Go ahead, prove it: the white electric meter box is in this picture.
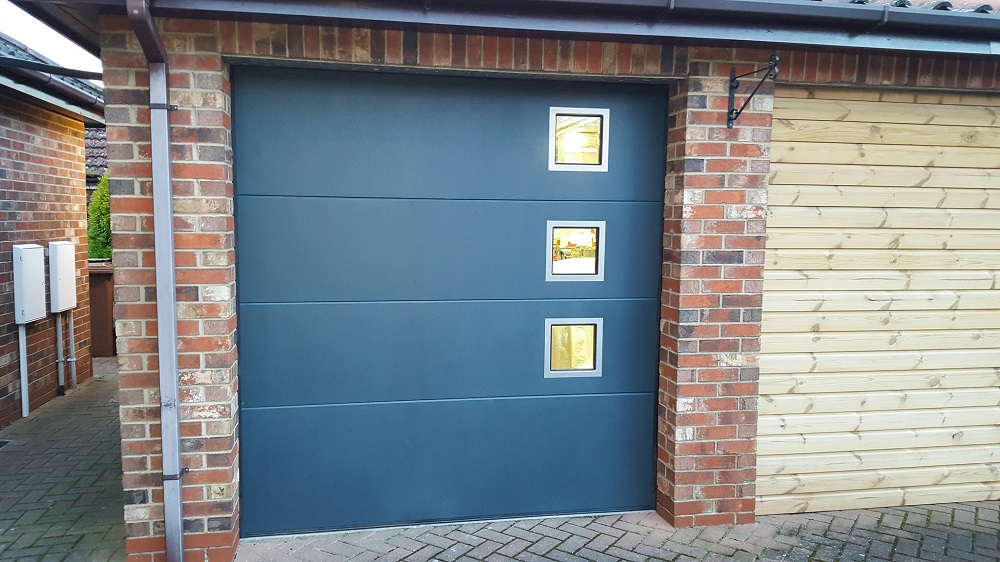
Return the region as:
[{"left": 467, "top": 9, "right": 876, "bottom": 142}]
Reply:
[
  {"left": 13, "top": 244, "right": 46, "bottom": 324},
  {"left": 49, "top": 241, "right": 77, "bottom": 312}
]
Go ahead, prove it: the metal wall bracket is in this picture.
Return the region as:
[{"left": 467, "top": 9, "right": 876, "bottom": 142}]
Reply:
[{"left": 727, "top": 54, "right": 779, "bottom": 128}]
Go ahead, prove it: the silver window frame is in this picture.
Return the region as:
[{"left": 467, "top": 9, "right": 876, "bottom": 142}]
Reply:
[
  {"left": 548, "top": 107, "right": 610, "bottom": 172},
  {"left": 544, "top": 317, "right": 604, "bottom": 378},
  {"left": 546, "top": 220, "right": 606, "bottom": 282}
]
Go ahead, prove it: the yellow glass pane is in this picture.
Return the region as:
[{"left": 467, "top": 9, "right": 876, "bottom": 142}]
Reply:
[
  {"left": 552, "top": 227, "right": 599, "bottom": 275},
  {"left": 550, "top": 324, "right": 596, "bottom": 371},
  {"left": 554, "top": 114, "right": 602, "bottom": 165}
]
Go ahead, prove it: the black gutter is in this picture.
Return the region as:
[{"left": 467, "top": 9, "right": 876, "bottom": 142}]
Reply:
[
  {"left": 0, "top": 56, "right": 103, "bottom": 80},
  {"left": 1, "top": 65, "right": 104, "bottom": 110},
  {"left": 150, "top": 0, "right": 1000, "bottom": 35},
  {"left": 145, "top": 0, "right": 999, "bottom": 55},
  {"left": 661, "top": 0, "right": 1000, "bottom": 34},
  {"left": 12, "top": 0, "right": 1000, "bottom": 57}
]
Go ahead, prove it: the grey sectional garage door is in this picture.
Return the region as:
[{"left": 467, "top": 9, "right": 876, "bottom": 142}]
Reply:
[{"left": 233, "top": 66, "right": 667, "bottom": 536}]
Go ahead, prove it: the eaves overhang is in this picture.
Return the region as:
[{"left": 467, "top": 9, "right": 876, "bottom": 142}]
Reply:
[{"left": 14, "top": 0, "right": 1000, "bottom": 58}]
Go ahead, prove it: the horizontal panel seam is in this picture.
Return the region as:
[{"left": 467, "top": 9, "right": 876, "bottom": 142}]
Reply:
[{"left": 243, "top": 391, "right": 655, "bottom": 411}]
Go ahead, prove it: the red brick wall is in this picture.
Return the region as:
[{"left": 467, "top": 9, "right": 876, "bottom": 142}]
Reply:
[
  {"left": 0, "top": 91, "right": 93, "bottom": 428},
  {"left": 100, "top": 12, "right": 1000, "bottom": 562},
  {"left": 780, "top": 50, "right": 1000, "bottom": 90}
]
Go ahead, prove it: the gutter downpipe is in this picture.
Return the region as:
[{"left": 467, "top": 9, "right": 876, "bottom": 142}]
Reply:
[{"left": 125, "top": 1, "right": 185, "bottom": 561}]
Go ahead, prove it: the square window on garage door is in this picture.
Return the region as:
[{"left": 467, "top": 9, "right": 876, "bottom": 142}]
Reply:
[
  {"left": 549, "top": 107, "right": 609, "bottom": 172},
  {"left": 546, "top": 221, "right": 606, "bottom": 282},
  {"left": 544, "top": 318, "right": 603, "bottom": 378}
]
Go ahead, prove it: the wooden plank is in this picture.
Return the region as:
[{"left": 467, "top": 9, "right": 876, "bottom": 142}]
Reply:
[
  {"left": 759, "top": 349, "right": 1000, "bottom": 375},
  {"left": 758, "top": 444, "right": 1000, "bottom": 475},
  {"left": 756, "top": 482, "right": 1000, "bottom": 515},
  {"left": 766, "top": 249, "right": 1000, "bottom": 271},
  {"left": 766, "top": 207, "right": 1000, "bottom": 229},
  {"left": 758, "top": 426, "right": 1000, "bottom": 455},
  {"left": 762, "top": 290, "right": 1000, "bottom": 312},
  {"left": 760, "top": 369, "right": 1000, "bottom": 395},
  {"left": 761, "top": 330, "right": 1000, "bottom": 354},
  {"left": 771, "top": 143, "right": 1000, "bottom": 169},
  {"left": 758, "top": 407, "right": 1000, "bottom": 436},
  {"left": 767, "top": 185, "right": 1000, "bottom": 208},
  {"left": 762, "top": 270, "right": 1000, "bottom": 291},
  {"left": 769, "top": 163, "right": 1000, "bottom": 189},
  {"left": 757, "top": 463, "right": 1000, "bottom": 495},
  {"left": 758, "top": 387, "right": 1000, "bottom": 415},
  {"left": 778, "top": 86, "right": 1000, "bottom": 107},
  {"left": 774, "top": 97, "right": 1000, "bottom": 127},
  {"left": 766, "top": 229, "right": 1000, "bottom": 250},
  {"left": 761, "top": 310, "right": 1000, "bottom": 333},
  {"left": 772, "top": 119, "right": 1000, "bottom": 149}
]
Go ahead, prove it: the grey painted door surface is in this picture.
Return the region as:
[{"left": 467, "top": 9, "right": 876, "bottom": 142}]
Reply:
[{"left": 233, "top": 66, "right": 667, "bottom": 536}]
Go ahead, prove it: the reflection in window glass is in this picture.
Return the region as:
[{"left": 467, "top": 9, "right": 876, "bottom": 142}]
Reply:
[
  {"left": 552, "top": 227, "right": 599, "bottom": 276},
  {"left": 554, "top": 114, "right": 603, "bottom": 165},
  {"left": 550, "top": 324, "right": 597, "bottom": 371}
]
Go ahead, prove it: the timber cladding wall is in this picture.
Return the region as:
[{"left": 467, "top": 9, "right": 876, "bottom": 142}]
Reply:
[
  {"left": 0, "top": 92, "right": 93, "bottom": 428},
  {"left": 758, "top": 85, "right": 1000, "bottom": 514}
]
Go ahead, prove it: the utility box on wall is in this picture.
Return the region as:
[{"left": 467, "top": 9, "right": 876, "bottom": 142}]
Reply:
[
  {"left": 49, "top": 241, "right": 77, "bottom": 312},
  {"left": 13, "top": 244, "right": 46, "bottom": 324}
]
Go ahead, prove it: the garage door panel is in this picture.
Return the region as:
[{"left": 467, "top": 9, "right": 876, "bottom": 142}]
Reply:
[
  {"left": 238, "top": 299, "right": 659, "bottom": 407},
  {"left": 232, "top": 66, "right": 667, "bottom": 202},
  {"left": 240, "top": 393, "right": 656, "bottom": 536},
  {"left": 237, "top": 197, "right": 661, "bottom": 303},
  {"left": 234, "top": 67, "right": 665, "bottom": 533}
]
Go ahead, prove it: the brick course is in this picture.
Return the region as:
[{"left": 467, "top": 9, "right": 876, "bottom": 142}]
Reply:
[
  {"left": 0, "top": 91, "right": 93, "bottom": 428},
  {"left": 101, "top": 12, "right": 1000, "bottom": 562}
]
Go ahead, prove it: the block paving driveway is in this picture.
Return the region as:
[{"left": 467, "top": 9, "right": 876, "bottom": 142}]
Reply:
[
  {"left": 0, "top": 357, "right": 125, "bottom": 561},
  {"left": 237, "top": 504, "right": 1000, "bottom": 562}
]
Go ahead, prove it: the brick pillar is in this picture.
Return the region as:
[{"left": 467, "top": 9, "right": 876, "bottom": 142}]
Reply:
[
  {"left": 657, "top": 47, "right": 773, "bottom": 527},
  {"left": 102, "top": 16, "right": 239, "bottom": 561}
]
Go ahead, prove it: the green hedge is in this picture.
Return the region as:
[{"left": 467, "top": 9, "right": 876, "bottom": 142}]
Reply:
[{"left": 88, "top": 173, "right": 112, "bottom": 259}]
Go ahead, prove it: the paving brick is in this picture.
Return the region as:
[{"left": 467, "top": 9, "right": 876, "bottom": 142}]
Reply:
[
  {"left": 236, "top": 503, "right": 1000, "bottom": 562},
  {"left": 554, "top": 535, "right": 587, "bottom": 554},
  {"left": 0, "top": 360, "right": 123, "bottom": 562},
  {"left": 402, "top": 544, "right": 442, "bottom": 562},
  {"left": 497, "top": 538, "right": 531, "bottom": 558},
  {"left": 526, "top": 537, "right": 560, "bottom": 555}
]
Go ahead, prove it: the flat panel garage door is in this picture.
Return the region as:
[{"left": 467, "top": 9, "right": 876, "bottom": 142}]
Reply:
[
  {"left": 758, "top": 86, "right": 1000, "bottom": 515},
  {"left": 232, "top": 67, "right": 667, "bottom": 536}
]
